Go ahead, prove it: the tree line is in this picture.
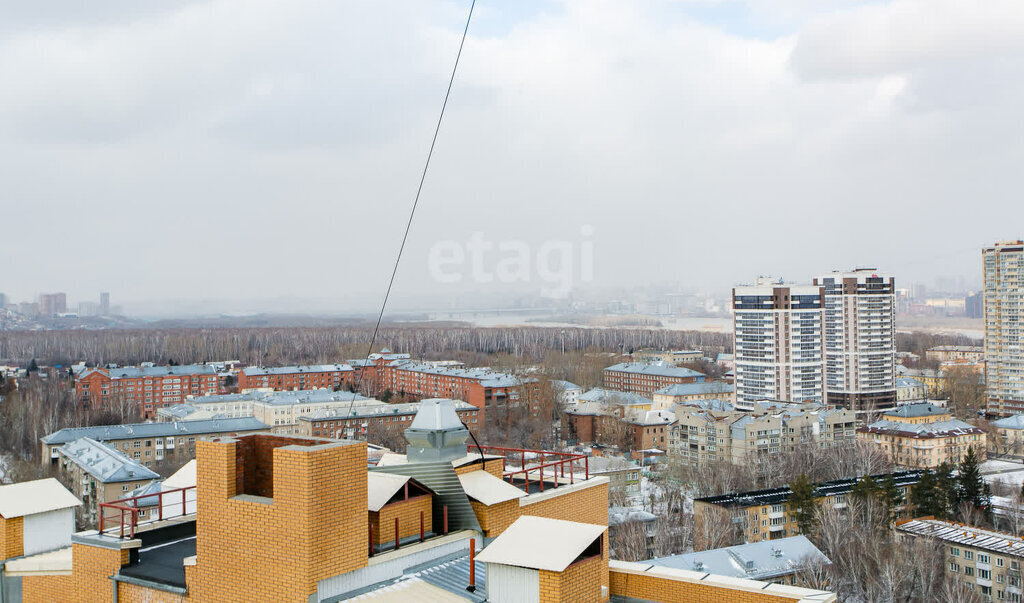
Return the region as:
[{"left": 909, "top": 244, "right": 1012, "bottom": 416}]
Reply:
[{"left": 0, "top": 325, "right": 732, "bottom": 367}]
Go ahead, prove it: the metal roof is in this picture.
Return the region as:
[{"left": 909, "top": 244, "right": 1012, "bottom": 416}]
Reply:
[
  {"left": 458, "top": 470, "right": 526, "bottom": 506},
  {"left": 0, "top": 478, "right": 81, "bottom": 518},
  {"left": 885, "top": 403, "right": 948, "bottom": 418},
  {"left": 655, "top": 382, "right": 734, "bottom": 396},
  {"left": 58, "top": 438, "right": 161, "bottom": 483},
  {"left": 42, "top": 417, "right": 269, "bottom": 445},
  {"left": 576, "top": 388, "right": 653, "bottom": 407},
  {"left": 605, "top": 362, "right": 705, "bottom": 379},
  {"left": 98, "top": 365, "right": 217, "bottom": 378},
  {"left": 896, "top": 518, "right": 1024, "bottom": 557},
  {"left": 860, "top": 418, "right": 983, "bottom": 438},
  {"left": 697, "top": 470, "right": 925, "bottom": 508},
  {"left": 367, "top": 472, "right": 414, "bottom": 512},
  {"left": 240, "top": 364, "right": 353, "bottom": 376},
  {"left": 388, "top": 360, "right": 523, "bottom": 388},
  {"left": 475, "top": 516, "right": 606, "bottom": 572},
  {"left": 647, "top": 535, "right": 828, "bottom": 581}
]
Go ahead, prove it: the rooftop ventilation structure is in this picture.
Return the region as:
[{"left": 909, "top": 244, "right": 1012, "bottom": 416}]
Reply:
[{"left": 405, "top": 399, "right": 470, "bottom": 464}]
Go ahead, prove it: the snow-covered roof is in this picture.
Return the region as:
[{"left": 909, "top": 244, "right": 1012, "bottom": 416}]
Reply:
[
  {"left": 995, "top": 415, "right": 1024, "bottom": 430},
  {"left": 476, "top": 516, "right": 606, "bottom": 572},
  {"left": 241, "top": 364, "right": 353, "bottom": 376},
  {"left": 458, "top": 471, "right": 526, "bottom": 506},
  {"left": 648, "top": 535, "right": 828, "bottom": 580},
  {"left": 0, "top": 478, "right": 80, "bottom": 518},
  {"left": 58, "top": 438, "right": 160, "bottom": 483},
  {"left": 605, "top": 362, "right": 704, "bottom": 379}
]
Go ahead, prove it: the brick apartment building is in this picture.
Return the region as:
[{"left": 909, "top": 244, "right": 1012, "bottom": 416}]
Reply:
[
  {"left": 602, "top": 362, "right": 705, "bottom": 395},
  {"left": 3, "top": 399, "right": 836, "bottom": 603},
  {"left": 379, "top": 360, "right": 533, "bottom": 420},
  {"left": 236, "top": 364, "right": 355, "bottom": 392},
  {"left": 75, "top": 365, "right": 219, "bottom": 418}
]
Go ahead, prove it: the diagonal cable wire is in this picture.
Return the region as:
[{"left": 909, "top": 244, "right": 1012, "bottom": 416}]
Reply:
[{"left": 346, "top": 0, "right": 477, "bottom": 422}]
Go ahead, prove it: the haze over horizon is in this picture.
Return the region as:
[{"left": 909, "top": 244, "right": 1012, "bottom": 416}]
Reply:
[{"left": 3, "top": 0, "right": 1022, "bottom": 316}]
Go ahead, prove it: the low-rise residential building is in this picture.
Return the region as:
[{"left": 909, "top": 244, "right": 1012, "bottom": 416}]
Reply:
[
  {"left": 603, "top": 361, "right": 705, "bottom": 395},
  {"left": 563, "top": 402, "right": 675, "bottom": 451},
  {"left": 897, "top": 366, "right": 948, "bottom": 396},
  {"left": 297, "top": 398, "right": 480, "bottom": 439},
  {"left": 896, "top": 377, "right": 927, "bottom": 402},
  {"left": 991, "top": 414, "right": 1024, "bottom": 460},
  {"left": 550, "top": 379, "right": 582, "bottom": 404},
  {"left": 41, "top": 417, "right": 270, "bottom": 467},
  {"left": 669, "top": 405, "right": 857, "bottom": 467},
  {"left": 926, "top": 345, "right": 986, "bottom": 363},
  {"left": 647, "top": 535, "right": 829, "bottom": 587},
  {"left": 895, "top": 518, "right": 1024, "bottom": 601},
  {"left": 55, "top": 438, "right": 161, "bottom": 526},
  {"left": 74, "top": 364, "right": 219, "bottom": 418},
  {"left": 236, "top": 364, "right": 355, "bottom": 392},
  {"left": 379, "top": 360, "right": 533, "bottom": 421},
  {"left": 857, "top": 402, "right": 986, "bottom": 468},
  {"left": 652, "top": 381, "right": 735, "bottom": 409},
  {"left": 694, "top": 470, "right": 923, "bottom": 547},
  {"left": 159, "top": 390, "right": 375, "bottom": 427},
  {"left": 589, "top": 457, "right": 643, "bottom": 505}
]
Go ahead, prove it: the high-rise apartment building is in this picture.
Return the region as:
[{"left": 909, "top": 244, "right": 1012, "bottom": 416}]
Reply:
[
  {"left": 814, "top": 269, "right": 897, "bottom": 412},
  {"left": 100, "top": 292, "right": 110, "bottom": 315},
  {"left": 732, "top": 277, "right": 825, "bottom": 406},
  {"left": 38, "top": 292, "right": 67, "bottom": 315},
  {"left": 984, "top": 240, "right": 1024, "bottom": 417}
]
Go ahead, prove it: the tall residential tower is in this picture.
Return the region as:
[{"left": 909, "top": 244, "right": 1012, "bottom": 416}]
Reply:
[
  {"left": 814, "top": 269, "right": 897, "bottom": 412},
  {"left": 732, "top": 277, "right": 825, "bottom": 406},
  {"left": 984, "top": 240, "right": 1024, "bottom": 417}
]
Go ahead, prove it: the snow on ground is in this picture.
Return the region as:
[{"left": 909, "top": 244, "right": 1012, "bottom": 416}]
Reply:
[
  {"left": 987, "top": 471, "right": 1024, "bottom": 487},
  {"left": 981, "top": 459, "right": 1024, "bottom": 474}
]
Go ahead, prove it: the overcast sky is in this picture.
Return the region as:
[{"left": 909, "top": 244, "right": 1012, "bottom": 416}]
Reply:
[{"left": 2, "top": 0, "right": 1022, "bottom": 315}]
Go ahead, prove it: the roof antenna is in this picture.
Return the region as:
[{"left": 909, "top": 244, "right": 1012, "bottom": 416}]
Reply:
[{"left": 345, "top": 0, "right": 477, "bottom": 425}]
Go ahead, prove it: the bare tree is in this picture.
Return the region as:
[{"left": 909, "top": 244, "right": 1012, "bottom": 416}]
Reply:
[
  {"left": 609, "top": 520, "right": 649, "bottom": 562},
  {"left": 693, "top": 504, "right": 736, "bottom": 551}
]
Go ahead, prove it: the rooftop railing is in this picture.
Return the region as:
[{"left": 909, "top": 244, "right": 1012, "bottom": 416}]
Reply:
[
  {"left": 98, "top": 485, "right": 196, "bottom": 538},
  {"left": 468, "top": 445, "right": 589, "bottom": 493}
]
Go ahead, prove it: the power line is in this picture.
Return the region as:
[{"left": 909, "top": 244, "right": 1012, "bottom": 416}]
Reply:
[{"left": 345, "top": 0, "right": 477, "bottom": 421}]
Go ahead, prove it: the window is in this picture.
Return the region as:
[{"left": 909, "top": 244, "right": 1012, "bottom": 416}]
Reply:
[
  {"left": 966, "top": 567, "right": 974, "bottom": 577},
  {"left": 965, "top": 551, "right": 974, "bottom": 560},
  {"left": 951, "top": 563, "right": 960, "bottom": 572},
  {"left": 133, "top": 441, "right": 141, "bottom": 448},
  {"left": 980, "top": 554, "right": 991, "bottom": 564},
  {"left": 980, "top": 569, "right": 991, "bottom": 580}
]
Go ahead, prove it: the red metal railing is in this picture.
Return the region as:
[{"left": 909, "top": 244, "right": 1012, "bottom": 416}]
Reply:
[
  {"left": 98, "top": 485, "right": 196, "bottom": 538},
  {"left": 467, "top": 445, "right": 589, "bottom": 493}
]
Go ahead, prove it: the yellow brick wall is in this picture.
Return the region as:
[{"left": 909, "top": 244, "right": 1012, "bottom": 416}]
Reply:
[
  {"left": 519, "top": 482, "right": 609, "bottom": 598},
  {"left": 470, "top": 499, "right": 520, "bottom": 538},
  {"left": 189, "top": 437, "right": 369, "bottom": 602},
  {"left": 23, "top": 543, "right": 129, "bottom": 603},
  {"left": 520, "top": 482, "right": 608, "bottom": 526},
  {"left": 609, "top": 569, "right": 802, "bottom": 603},
  {"left": 372, "top": 495, "right": 433, "bottom": 546},
  {"left": 0, "top": 515, "right": 23, "bottom": 559},
  {"left": 540, "top": 555, "right": 606, "bottom": 602},
  {"left": 117, "top": 582, "right": 189, "bottom": 602},
  {"left": 454, "top": 458, "right": 505, "bottom": 478}
]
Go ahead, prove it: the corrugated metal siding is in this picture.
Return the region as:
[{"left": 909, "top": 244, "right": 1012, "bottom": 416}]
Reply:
[{"left": 486, "top": 563, "right": 538, "bottom": 603}]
